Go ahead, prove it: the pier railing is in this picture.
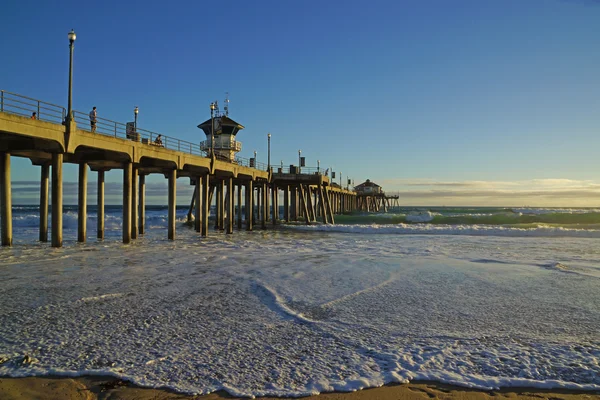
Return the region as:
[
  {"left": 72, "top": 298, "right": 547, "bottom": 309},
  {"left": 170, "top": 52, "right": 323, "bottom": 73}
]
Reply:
[
  {"left": 1, "top": 90, "right": 334, "bottom": 177},
  {"left": 275, "top": 166, "right": 321, "bottom": 175},
  {"left": 0, "top": 90, "right": 66, "bottom": 124},
  {"left": 72, "top": 111, "right": 207, "bottom": 156}
]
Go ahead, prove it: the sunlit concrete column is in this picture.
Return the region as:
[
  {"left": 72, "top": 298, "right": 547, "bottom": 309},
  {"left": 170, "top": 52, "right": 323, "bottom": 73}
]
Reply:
[
  {"left": 318, "top": 185, "right": 328, "bottom": 224},
  {"left": 195, "top": 175, "right": 201, "bottom": 233},
  {"left": 261, "top": 182, "right": 267, "bottom": 229},
  {"left": 255, "top": 186, "right": 260, "bottom": 224},
  {"left": 226, "top": 177, "right": 233, "bottom": 234},
  {"left": 77, "top": 162, "right": 88, "bottom": 242},
  {"left": 51, "top": 153, "right": 63, "bottom": 247},
  {"left": 306, "top": 186, "right": 315, "bottom": 222},
  {"left": 0, "top": 153, "right": 12, "bottom": 246},
  {"left": 123, "top": 163, "right": 132, "bottom": 244},
  {"left": 290, "top": 186, "right": 297, "bottom": 221},
  {"left": 325, "top": 187, "right": 335, "bottom": 224},
  {"left": 272, "top": 184, "right": 277, "bottom": 226},
  {"left": 131, "top": 167, "right": 138, "bottom": 240},
  {"left": 214, "top": 181, "right": 221, "bottom": 230},
  {"left": 284, "top": 184, "right": 289, "bottom": 222},
  {"left": 97, "top": 170, "right": 105, "bottom": 239},
  {"left": 237, "top": 183, "right": 243, "bottom": 229},
  {"left": 246, "top": 180, "right": 253, "bottom": 231},
  {"left": 265, "top": 184, "right": 270, "bottom": 222},
  {"left": 138, "top": 174, "right": 145, "bottom": 235},
  {"left": 39, "top": 163, "right": 49, "bottom": 242},
  {"left": 168, "top": 168, "right": 176, "bottom": 240},
  {"left": 219, "top": 180, "right": 226, "bottom": 230},
  {"left": 201, "top": 174, "right": 210, "bottom": 237}
]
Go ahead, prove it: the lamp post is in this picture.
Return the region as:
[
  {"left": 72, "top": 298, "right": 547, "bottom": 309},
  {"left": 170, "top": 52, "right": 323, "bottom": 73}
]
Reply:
[
  {"left": 267, "top": 133, "right": 271, "bottom": 172},
  {"left": 210, "top": 102, "right": 216, "bottom": 158},
  {"left": 317, "top": 160, "right": 320, "bottom": 173},
  {"left": 298, "top": 150, "right": 301, "bottom": 173},
  {"left": 67, "top": 29, "right": 76, "bottom": 123},
  {"left": 134, "top": 106, "right": 138, "bottom": 131},
  {"left": 254, "top": 150, "right": 257, "bottom": 166}
]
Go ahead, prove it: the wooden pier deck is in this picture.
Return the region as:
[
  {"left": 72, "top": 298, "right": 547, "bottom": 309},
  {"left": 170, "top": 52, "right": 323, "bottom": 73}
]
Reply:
[{"left": 0, "top": 90, "right": 357, "bottom": 247}]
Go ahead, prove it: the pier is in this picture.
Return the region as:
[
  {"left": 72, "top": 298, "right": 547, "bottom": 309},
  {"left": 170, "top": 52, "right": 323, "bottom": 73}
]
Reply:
[{"left": 0, "top": 90, "right": 357, "bottom": 247}]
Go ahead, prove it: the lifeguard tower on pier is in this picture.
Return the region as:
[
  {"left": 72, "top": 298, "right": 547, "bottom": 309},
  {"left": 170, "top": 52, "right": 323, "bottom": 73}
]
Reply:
[
  {"left": 355, "top": 179, "right": 399, "bottom": 212},
  {"left": 198, "top": 97, "right": 244, "bottom": 162}
]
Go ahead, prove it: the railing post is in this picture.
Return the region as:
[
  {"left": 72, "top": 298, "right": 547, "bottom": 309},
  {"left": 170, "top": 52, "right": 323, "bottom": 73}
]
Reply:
[
  {"left": 178, "top": 140, "right": 180, "bottom": 151},
  {"left": 37, "top": 101, "right": 40, "bottom": 120},
  {"left": 0, "top": 90, "right": 3, "bottom": 112},
  {"left": 114, "top": 122, "right": 117, "bottom": 137}
]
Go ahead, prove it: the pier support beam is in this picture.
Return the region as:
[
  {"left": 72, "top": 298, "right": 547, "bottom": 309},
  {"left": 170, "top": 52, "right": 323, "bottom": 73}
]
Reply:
[
  {"left": 306, "top": 186, "right": 315, "bottom": 222},
  {"left": 272, "top": 184, "right": 277, "bottom": 226},
  {"left": 318, "top": 185, "right": 328, "bottom": 224},
  {"left": 226, "top": 177, "right": 233, "bottom": 234},
  {"left": 168, "top": 169, "right": 176, "bottom": 240},
  {"left": 77, "top": 163, "right": 88, "bottom": 242},
  {"left": 324, "top": 186, "right": 335, "bottom": 224},
  {"left": 298, "top": 184, "right": 310, "bottom": 225},
  {"left": 0, "top": 153, "right": 12, "bottom": 246},
  {"left": 201, "top": 174, "right": 210, "bottom": 237},
  {"left": 195, "top": 176, "right": 201, "bottom": 233},
  {"left": 51, "top": 153, "right": 63, "bottom": 247},
  {"left": 97, "top": 170, "right": 104, "bottom": 239},
  {"left": 261, "top": 183, "right": 267, "bottom": 229},
  {"left": 39, "top": 163, "right": 49, "bottom": 242},
  {"left": 139, "top": 174, "right": 145, "bottom": 235},
  {"left": 123, "top": 162, "right": 132, "bottom": 244},
  {"left": 131, "top": 167, "right": 138, "bottom": 240},
  {"left": 284, "top": 185, "right": 289, "bottom": 222},
  {"left": 246, "top": 180, "right": 253, "bottom": 231},
  {"left": 290, "top": 186, "right": 297, "bottom": 221},
  {"left": 237, "top": 183, "right": 243, "bottom": 229}
]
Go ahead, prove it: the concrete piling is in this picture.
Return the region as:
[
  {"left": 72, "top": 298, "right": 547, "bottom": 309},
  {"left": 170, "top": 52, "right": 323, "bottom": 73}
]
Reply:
[
  {"left": 51, "top": 153, "right": 63, "bottom": 247},
  {"left": 39, "top": 163, "right": 49, "bottom": 242},
  {"left": 0, "top": 153, "right": 12, "bottom": 246}
]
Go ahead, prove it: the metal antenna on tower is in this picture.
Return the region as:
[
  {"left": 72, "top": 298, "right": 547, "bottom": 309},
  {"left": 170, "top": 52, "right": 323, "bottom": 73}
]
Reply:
[
  {"left": 224, "top": 92, "right": 230, "bottom": 117},
  {"left": 214, "top": 100, "right": 220, "bottom": 117}
]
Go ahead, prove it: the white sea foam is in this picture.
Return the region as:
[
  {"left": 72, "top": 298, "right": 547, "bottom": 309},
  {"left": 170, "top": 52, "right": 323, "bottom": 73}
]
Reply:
[
  {"left": 288, "top": 222, "right": 600, "bottom": 238},
  {"left": 405, "top": 211, "right": 436, "bottom": 222},
  {"left": 0, "top": 223, "right": 598, "bottom": 396},
  {"left": 513, "top": 207, "right": 600, "bottom": 215}
]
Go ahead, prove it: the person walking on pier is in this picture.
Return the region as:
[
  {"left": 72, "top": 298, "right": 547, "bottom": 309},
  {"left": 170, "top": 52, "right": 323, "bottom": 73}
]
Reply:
[{"left": 89, "top": 106, "right": 97, "bottom": 132}]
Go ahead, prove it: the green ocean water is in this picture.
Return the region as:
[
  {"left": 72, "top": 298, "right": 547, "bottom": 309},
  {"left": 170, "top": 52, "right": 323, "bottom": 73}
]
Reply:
[{"left": 333, "top": 206, "right": 600, "bottom": 229}]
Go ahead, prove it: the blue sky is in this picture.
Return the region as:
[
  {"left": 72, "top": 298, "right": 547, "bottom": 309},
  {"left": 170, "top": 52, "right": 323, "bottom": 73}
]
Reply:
[{"left": 2, "top": 0, "right": 600, "bottom": 205}]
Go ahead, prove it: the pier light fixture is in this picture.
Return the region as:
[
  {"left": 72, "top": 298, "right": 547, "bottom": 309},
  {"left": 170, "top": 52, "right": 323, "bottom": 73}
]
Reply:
[
  {"left": 134, "top": 106, "right": 138, "bottom": 131},
  {"left": 68, "top": 29, "right": 77, "bottom": 43},
  {"left": 210, "top": 102, "right": 216, "bottom": 158},
  {"left": 298, "top": 150, "right": 301, "bottom": 172},
  {"left": 317, "top": 160, "right": 320, "bottom": 173},
  {"left": 67, "top": 29, "right": 76, "bottom": 123},
  {"left": 267, "top": 133, "right": 271, "bottom": 171}
]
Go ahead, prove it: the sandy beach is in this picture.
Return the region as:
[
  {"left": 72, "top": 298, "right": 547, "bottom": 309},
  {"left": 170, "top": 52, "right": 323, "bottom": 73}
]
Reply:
[{"left": 1, "top": 377, "right": 599, "bottom": 400}]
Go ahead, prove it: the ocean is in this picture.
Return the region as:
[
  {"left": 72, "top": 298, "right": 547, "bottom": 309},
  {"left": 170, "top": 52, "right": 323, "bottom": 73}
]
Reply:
[{"left": 0, "top": 205, "right": 599, "bottom": 396}]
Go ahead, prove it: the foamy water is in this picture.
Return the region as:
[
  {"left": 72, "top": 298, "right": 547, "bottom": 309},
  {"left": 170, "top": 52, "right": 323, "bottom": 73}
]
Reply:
[{"left": 0, "top": 207, "right": 599, "bottom": 396}]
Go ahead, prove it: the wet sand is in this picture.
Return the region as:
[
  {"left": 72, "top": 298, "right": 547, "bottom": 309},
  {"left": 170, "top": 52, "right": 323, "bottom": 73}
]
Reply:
[{"left": 0, "top": 376, "right": 598, "bottom": 400}]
